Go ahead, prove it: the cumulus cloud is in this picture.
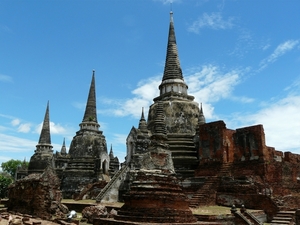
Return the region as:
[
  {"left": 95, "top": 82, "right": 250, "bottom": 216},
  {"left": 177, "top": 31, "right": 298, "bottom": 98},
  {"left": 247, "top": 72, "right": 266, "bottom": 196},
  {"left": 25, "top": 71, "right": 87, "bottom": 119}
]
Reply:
[
  {"left": 259, "top": 39, "right": 299, "bottom": 71},
  {"left": 221, "top": 77, "right": 300, "bottom": 154},
  {"left": 11, "top": 119, "right": 20, "bottom": 126},
  {"left": 11, "top": 118, "right": 32, "bottom": 133},
  {"left": 102, "top": 64, "right": 250, "bottom": 121},
  {"left": 185, "top": 65, "right": 250, "bottom": 118},
  {"left": 188, "top": 12, "right": 234, "bottom": 34},
  {"left": 100, "top": 76, "right": 161, "bottom": 119},
  {"left": 243, "top": 96, "right": 300, "bottom": 152},
  {"left": 35, "top": 121, "right": 66, "bottom": 135},
  {"left": 17, "top": 123, "right": 31, "bottom": 133}
]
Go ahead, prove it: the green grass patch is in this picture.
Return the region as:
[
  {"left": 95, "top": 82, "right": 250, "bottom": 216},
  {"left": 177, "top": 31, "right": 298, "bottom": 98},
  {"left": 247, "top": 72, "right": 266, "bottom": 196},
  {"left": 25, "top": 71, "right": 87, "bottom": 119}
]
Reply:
[{"left": 191, "top": 205, "right": 231, "bottom": 215}]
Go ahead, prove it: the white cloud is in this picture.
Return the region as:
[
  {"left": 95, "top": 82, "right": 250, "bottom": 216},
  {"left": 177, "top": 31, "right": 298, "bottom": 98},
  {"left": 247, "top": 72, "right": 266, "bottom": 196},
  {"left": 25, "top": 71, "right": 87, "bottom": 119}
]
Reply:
[
  {"left": 261, "top": 44, "right": 270, "bottom": 51},
  {"left": 188, "top": 12, "right": 234, "bottom": 34},
  {"left": 0, "top": 133, "right": 36, "bottom": 153},
  {"left": 223, "top": 78, "right": 300, "bottom": 154},
  {"left": 11, "top": 119, "right": 32, "bottom": 133},
  {"left": 132, "top": 77, "right": 161, "bottom": 102},
  {"left": 102, "top": 76, "right": 161, "bottom": 119},
  {"left": 102, "top": 65, "right": 250, "bottom": 121},
  {"left": 259, "top": 39, "right": 299, "bottom": 71},
  {"left": 35, "top": 121, "right": 67, "bottom": 135},
  {"left": 11, "top": 119, "right": 20, "bottom": 126},
  {"left": 153, "top": 0, "right": 181, "bottom": 4},
  {"left": 243, "top": 96, "right": 300, "bottom": 152},
  {"left": 0, "top": 74, "right": 13, "bottom": 82},
  {"left": 186, "top": 65, "right": 244, "bottom": 118},
  {"left": 50, "top": 122, "right": 66, "bottom": 134},
  {"left": 229, "top": 28, "right": 255, "bottom": 59},
  {"left": 17, "top": 123, "right": 31, "bottom": 133}
]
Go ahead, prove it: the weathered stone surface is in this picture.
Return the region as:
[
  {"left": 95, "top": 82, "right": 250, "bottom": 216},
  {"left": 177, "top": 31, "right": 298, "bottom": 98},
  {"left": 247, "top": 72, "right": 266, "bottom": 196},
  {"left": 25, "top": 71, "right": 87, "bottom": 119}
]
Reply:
[
  {"left": 74, "top": 180, "right": 107, "bottom": 200},
  {"left": 82, "top": 205, "right": 108, "bottom": 223},
  {"left": 148, "top": 101, "right": 199, "bottom": 135},
  {"left": 115, "top": 170, "right": 197, "bottom": 223},
  {"left": 198, "top": 121, "right": 268, "bottom": 163},
  {"left": 28, "top": 153, "right": 53, "bottom": 175},
  {"left": 20, "top": 73, "right": 119, "bottom": 201},
  {"left": 7, "top": 167, "right": 68, "bottom": 220}
]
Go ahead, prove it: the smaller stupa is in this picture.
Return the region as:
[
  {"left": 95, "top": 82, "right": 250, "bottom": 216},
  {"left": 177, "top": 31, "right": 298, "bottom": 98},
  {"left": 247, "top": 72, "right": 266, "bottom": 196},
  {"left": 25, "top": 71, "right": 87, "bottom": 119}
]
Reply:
[{"left": 28, "top": 101, "right": 53, "bottom": 174}]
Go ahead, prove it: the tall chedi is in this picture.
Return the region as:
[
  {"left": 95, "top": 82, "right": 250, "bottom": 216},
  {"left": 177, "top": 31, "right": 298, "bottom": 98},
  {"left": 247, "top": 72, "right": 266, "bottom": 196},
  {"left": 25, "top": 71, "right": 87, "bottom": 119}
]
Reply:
[
  {"left": 61, "top": 71, "right": 111, "bottom": 198},
  {"left": 28, "top": 101, "right": 53, "bottom": 174},
  {"left": 147, "top": 11, "right": 205, "bottom": 178}
]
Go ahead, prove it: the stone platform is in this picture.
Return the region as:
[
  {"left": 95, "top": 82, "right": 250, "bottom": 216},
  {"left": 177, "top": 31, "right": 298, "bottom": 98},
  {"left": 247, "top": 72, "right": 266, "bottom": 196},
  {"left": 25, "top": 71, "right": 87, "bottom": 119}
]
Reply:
[
  {"left": 95, "top": 218, "right": 224, "bottom": 225},
  {"left": 112, "top": 170, "right": 197, "bottom": 224}
]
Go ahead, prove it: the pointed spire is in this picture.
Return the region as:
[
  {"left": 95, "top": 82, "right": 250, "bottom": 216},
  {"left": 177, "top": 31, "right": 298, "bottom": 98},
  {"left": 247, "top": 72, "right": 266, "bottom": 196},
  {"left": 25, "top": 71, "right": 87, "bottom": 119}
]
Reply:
[
  {"left": 61, "top": 138, "right": 67, "bottom": 155},
  {"left": 82, "top": 70, "right": 98, "bottom": 123},
  {"left": 156, "top": 11, "right": 189, "bottom": 100},
  {"left": 80, "top": 70, "right": 100, "bottom": 131},
  {"left": 36, "top": 101, "right": 53, "bottom": 152},
  {"left": 109, "top": 144, "right": 114, "bottom": 159},
  {"left": 162, "top": 11, "right": 183, "bottom": 81},
  {"left": 198, "top": 103, "right": 206, "bottom": 125},
  {"left": 141, "top": 107, "right": 145, "bottom": 121},
  {"left": 138, "top": 107, "right": 148, "bottom": 132}
]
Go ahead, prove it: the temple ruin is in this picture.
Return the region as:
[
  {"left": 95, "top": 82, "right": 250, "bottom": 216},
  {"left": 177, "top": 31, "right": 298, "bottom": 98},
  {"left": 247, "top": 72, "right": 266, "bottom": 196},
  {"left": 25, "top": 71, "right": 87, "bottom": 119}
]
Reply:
[
  {"left": 9, "top": 10, "right": 300, "bottom": 224},
  {"left": 19, "top": 71, "right": 120, "bottom": 199}
]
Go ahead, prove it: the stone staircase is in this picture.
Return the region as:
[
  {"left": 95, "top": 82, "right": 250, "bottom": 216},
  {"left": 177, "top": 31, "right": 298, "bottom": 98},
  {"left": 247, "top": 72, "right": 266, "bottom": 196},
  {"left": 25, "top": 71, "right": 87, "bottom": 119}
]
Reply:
[
  {"left": 166, "top": 133, "right": 198, "bottom": 178},
  {"left": 189, "top": 175, "right": 219, "bottom": 207},
  {"left": 234, "top": 211, "right": 254, "bottom": 224},
  {"left": 95, "top": 164, "right": 129, "bottom": 202},
  {"left": 243, "top": 211, "right": 263, "bottom": 225},
  {"left": 189, "top": 162, "right": 233, "bottom": 207},
  {"left": 270, "top": 211, "right": 295, "bottom": 225}
]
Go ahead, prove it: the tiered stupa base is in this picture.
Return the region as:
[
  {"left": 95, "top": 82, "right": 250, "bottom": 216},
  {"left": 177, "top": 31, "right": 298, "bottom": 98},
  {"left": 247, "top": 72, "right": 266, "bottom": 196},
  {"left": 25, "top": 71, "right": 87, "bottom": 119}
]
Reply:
[{"left": 96, "top": 170, "right": 198, "bottom": 224}]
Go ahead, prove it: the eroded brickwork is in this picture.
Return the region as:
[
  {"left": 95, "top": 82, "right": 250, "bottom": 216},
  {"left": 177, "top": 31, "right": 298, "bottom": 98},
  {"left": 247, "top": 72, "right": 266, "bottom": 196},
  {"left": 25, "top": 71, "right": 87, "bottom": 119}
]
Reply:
[
  {"left": 7, "top": 167, "right": 68, "bottom": 220},
  {"left": 196, "top": 120, "right": 300, "bottom": 212}
]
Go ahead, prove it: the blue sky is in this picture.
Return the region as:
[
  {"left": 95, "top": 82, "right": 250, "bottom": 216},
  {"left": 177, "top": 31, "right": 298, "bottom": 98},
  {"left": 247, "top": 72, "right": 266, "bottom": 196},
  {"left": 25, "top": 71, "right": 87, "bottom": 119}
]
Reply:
[{"left": 1, "top": 0, "right": 300, "bottom": 167}]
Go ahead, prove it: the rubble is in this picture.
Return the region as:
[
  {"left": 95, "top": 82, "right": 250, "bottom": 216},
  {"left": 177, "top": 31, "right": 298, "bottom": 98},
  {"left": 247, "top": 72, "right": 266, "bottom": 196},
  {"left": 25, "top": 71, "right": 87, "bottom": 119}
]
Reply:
[{"left": 7, "top": 167, "right": 68, "bottom": 220}]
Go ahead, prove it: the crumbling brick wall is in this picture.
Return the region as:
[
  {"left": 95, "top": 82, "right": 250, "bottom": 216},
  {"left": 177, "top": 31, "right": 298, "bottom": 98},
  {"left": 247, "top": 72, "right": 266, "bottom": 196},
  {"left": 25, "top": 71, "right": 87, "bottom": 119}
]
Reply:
[
  {"left": 199, "top": 120, "right": 235, "bottom": 162},
  {"left": 197, "top": 120, "right": 300, "bottom": 211},
  {"left": 7, "top": 167, "right": 67, "bottom": 219},
  {"left": 198, "top": 121, "right": 267, "bottom": 163}
]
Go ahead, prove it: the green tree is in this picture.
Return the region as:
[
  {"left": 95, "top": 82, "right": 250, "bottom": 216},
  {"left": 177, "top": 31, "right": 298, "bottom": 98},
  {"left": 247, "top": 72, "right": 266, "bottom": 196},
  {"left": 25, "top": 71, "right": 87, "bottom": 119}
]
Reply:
[
  {"left": 0, "top": 173, "right": 13, "bottom": 198},
  {"left": 1, "top": 159, "right": 28, "bottom": 178}
]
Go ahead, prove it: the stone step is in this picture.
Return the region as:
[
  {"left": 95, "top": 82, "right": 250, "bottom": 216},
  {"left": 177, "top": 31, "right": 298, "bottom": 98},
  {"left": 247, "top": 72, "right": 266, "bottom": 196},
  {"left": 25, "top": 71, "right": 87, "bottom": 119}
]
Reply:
[
  {"left": 277, "top": 211, "right": 296, "bottom": 215},
  {"left": 273, "top": 216, "right": 292, "bottom": 221},
  {"left": 270, "top": 210, "right": 295, "bottom": 225},
  {"left": 167, "top": 140, "right": 195, "bottom": 143},
  {"left": 171, "top": 150, "right": 197, "bottom": 156},
  {"left": 270, "top": 221, "right": 291, "bottom": 224}
]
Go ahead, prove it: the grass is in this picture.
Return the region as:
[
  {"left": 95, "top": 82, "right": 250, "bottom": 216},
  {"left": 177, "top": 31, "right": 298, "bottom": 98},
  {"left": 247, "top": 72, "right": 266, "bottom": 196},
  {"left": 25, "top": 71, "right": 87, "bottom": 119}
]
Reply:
[
  {"left": 61, "top": 199, "right": 124, "bottom": 208},
  {"left": 191, "top": 205, "right": 231, "bottom": 215}
]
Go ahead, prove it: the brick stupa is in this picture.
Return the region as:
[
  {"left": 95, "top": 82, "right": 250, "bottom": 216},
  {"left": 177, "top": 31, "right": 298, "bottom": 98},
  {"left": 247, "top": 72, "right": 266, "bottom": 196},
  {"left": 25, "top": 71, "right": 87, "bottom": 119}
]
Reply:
[{"left": 96, "top": 101, "right": 197, "bottom": 224}]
